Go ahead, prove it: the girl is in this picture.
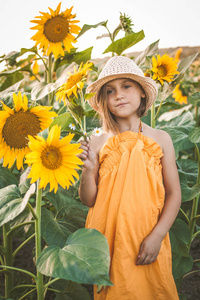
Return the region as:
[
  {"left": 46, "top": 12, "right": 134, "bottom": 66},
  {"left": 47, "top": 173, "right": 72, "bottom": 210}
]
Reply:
[{"left": 79, "top": 56, "right": 181, "bottom": 300}]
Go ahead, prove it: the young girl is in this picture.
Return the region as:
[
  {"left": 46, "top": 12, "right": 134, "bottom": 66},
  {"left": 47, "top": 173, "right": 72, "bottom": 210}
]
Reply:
[{"left": 79, "top": 56, "right": 181, "bottom": 300}]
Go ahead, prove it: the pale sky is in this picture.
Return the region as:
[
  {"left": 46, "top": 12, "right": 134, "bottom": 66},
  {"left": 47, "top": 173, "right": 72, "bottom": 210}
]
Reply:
[{"left": 0, "top": 0, "right": 199, "bottom": 60}]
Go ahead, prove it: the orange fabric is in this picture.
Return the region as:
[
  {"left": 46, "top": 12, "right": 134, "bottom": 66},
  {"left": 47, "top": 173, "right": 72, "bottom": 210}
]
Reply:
[{"left": 85, "top": 130, "right": 179, "bottom": 300}]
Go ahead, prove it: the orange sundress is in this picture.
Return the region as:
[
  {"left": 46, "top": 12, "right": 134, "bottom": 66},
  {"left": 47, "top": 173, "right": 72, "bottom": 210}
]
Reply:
[{"left": 85, "top": 123, "right": 179, "bottom": 300}]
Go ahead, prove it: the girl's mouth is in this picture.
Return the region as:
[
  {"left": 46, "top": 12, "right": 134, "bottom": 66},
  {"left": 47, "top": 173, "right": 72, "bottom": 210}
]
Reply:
[{"left": 116, "top": 103, "right": 128, "bottom": 107}]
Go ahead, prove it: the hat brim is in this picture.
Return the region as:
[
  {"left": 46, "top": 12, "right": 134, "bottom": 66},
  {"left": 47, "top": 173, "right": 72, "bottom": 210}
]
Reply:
[{"left": 86, "top": 73, "right": 158, "bottom": 113}]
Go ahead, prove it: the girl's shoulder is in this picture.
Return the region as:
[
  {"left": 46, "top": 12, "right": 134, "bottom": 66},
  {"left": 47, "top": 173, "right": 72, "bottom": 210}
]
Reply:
[
  {"left": 142, "top": 123, "right": 173, "bottom": 153},
  {"left": 89, "top": 132, "right": 113, "bottom": 155}
]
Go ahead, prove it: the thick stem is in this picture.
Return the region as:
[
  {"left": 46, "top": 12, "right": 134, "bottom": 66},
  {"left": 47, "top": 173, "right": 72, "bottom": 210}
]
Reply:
[
  {"left": 188, "top": 143, "right": 200, "bottom": 248},
  {"left": 151, "top": 102, "right": 156, "bottom": 128},
  {"left": 3, "top": 223, "right": 13, "bottom": 298},
  {"left": 80, "top": 90, "right": 86, "bottom": 134},
  {"left": 35, "top": 180, "right": 43, "bottom": 300},
  {"left": 47, "top": 53, "right": 54, "bottom": 106},
  {"left": 154, "top": 100, "right": 163, "bottom": 121}
]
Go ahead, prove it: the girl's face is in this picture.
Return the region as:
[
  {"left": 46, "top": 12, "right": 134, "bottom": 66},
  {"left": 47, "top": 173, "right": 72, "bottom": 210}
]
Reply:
[{"left": 105, "top": 78, "right": 145, "bottom": 119}]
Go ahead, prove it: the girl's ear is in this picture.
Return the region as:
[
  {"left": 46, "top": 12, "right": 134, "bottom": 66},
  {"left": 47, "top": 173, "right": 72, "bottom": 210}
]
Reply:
[{"left": 141, "top": 93, "right": 145, "bottom": 99}]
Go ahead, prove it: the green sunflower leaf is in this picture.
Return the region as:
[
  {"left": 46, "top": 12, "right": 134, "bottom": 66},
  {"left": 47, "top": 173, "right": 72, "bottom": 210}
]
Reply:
[
  {"left": 0, "top": 184, "right": 35, "bottom": 226},
  {"left": 180, "top": 182, "right": 200, "bottom": 202},
  {"left": 77, "top": 21, "right": 108, "bottom": 39},
  {"left": 50, "top": 112, "right": 74, "bottom": 131},
  {"left": 37, "top": 228, "right": 113, "bottom": 286},
  {"left": 169, "top": 219, "right": 191, "bottom": 256},
  {"left": 188, "top": 127, "right": 200, "bottom": 143},
  {"left": 103, "top": 30, "right": 145, "bottom": 55},
  {"left": 0, "top": 167, "right": 18, "bottom": 189},
  {"left": 135, "top": 40, "right": 160, "bottom": 66},
  {"left": 51, "top": 280, "right": 91, "bottom": 300}
]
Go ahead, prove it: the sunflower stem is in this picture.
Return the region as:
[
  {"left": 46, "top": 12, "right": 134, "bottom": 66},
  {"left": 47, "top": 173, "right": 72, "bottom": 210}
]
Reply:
[
  {"left": 47, "top": 53, "right": 54, "bottom": 106},
  {"left": 80, "top": 90, "right": 86, "bottom": 134},
  {"left": 35, "top": 180, "right": 44, "bottom": 300},
  {"left": 154, "top": 100, "right": 163, "bottom": 121},
  {"left": 2, "top": 223, "right": 13, "bottom": 298},
  {"left": 188, "top": 143, "right": 200, "bottom": 249},
  {"left": 151, "top": 102, "right": 156, "bottom": 128}
]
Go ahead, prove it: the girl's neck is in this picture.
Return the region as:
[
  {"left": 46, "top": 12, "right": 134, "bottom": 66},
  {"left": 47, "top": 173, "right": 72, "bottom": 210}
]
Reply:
[{"left": 116, "top": 116, "right": 141, "bottom": 134}]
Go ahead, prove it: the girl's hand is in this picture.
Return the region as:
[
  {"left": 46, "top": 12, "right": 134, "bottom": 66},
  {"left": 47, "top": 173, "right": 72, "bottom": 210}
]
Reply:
[
  {"left": 78, "top": 139, "right": 97, "bottom": 170},
  {"left": 136, "top": 232, "right": 162, "bottom": 265}
]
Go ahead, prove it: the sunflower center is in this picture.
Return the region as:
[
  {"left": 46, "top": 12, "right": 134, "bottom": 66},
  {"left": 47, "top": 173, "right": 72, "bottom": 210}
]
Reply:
[
  {"left": 67, "top": 73, "right": 83, "bottom": 89},
  {"left": 157, "top": 66, "right": 167, "bottom": 77},
  {"left": 44, "top": 16, "right": 69, "bottom": 43},
  {"left": 2, "top": 111, "right": 41, "bottom": 149},
  {"left": 41, "top": 146, "right": 62, "bottom": 169}
]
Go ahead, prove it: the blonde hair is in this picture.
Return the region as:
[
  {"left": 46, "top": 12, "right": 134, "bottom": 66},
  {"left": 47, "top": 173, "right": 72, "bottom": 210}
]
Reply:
[{"left": 97, "top": 80, "right": 147, "bottom": 133}]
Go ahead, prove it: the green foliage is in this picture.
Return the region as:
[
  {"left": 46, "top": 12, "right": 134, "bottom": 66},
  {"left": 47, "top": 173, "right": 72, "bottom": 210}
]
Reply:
[
  {"left": 77, "top": 21, "right": 108, "bottom": 38},
  {"left": 37, "top": 228, "right": 113, "bottom": 285},
  {"left": 103, "top": 30, "right": 145, "bottom": 55},
  {"left": 52, "top": 280, "right": 91, "bottom": 300},
  {"left": 0, "top": 184, "right": 35, "bottom": 226}
]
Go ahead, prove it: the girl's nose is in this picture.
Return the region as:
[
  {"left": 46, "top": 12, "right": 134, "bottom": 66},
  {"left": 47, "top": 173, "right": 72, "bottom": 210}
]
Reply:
[{"left": 116, "top": 89, "right": 124, "bottom": 100}]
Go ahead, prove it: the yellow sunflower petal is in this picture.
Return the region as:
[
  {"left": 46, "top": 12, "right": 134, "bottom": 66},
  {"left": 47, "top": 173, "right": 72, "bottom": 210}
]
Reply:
[{"left": 30, "top": 3, "right": 80, "bottom": 59}]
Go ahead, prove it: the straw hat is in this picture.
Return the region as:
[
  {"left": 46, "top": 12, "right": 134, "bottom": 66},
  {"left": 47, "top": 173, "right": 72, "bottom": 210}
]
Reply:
[{"left": 86, "top": 55, "right": 158, "bottom": 113}]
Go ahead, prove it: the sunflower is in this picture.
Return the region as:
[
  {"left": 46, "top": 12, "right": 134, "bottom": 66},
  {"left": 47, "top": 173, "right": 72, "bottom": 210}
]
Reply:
[
  {"left": 0, "top": 92, "right": 57, "bottom": 170},
  {"left": 25, "top": 125, "right": 83, "bottom": 193},
  {"left": 172, "top": 84, "right": 187, "bottom": 104},
  {"left": 30, "top": 2, "right": 81, "bottom": 59},
  {"left": 150, "top": 54, "right": 179, "bottom": 85},
  {"left": 56, "top": 62, "right": 93, "bottom": 103},
  {"left": 174, "top": 48, "right": 183, "bottom": 62}
]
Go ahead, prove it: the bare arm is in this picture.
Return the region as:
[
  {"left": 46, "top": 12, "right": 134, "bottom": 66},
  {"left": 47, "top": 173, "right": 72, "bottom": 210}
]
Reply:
[
  {"left": 78, "top": 137, "right": 99, "bottom": 207},
  {"left": 136, "top": 131, "right": 181, "bottom": 265}
]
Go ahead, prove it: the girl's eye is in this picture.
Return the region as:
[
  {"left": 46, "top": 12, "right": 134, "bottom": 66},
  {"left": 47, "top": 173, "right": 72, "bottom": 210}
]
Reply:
[
  {"left": 124, "top": 85, "right": 131, "bottom": 89},
  {"left": 107, "top": 89, "right": 114, "bottom": 95}
]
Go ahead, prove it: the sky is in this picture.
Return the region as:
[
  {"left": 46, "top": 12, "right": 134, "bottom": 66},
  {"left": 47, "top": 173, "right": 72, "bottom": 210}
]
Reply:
[{"left": 0, "top": 0, "right": 199, "bottom": 60}]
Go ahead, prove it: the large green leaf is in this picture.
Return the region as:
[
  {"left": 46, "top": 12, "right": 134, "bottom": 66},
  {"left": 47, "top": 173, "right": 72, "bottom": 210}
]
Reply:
[
  {"left": 77, "top": 22, "right": 107, "bottom": 38},
  {"left": 45, "top": 188, "right": 88, "bottom": 239},
  {"left": 41, "top": 207, "right": 71, "bottom": 248},
  {"left": 19, "top": 167, "right": 31, "bottom": 194},
  {"left": 180, "top": 182, "right": 200, "bottom": 202},
  {"left": 45, "top": 187, "right": 88, "bottom": 217},
  {"left": 37, "top": 228, "right": 112, "bottom": 286},
  {"left": 0, "top": 72, "right": 24, "bottom": 92},
  {"left": 0, "top": 167, "right": 18, "bottom": 189},
  {"left": 177, "top": 53, "right": 199, "bottom": 76},
  {"left": 0, "top": 63, "right": 32, "bottom": 76},
  {"left": 55, "top": 47, "right": 93, "bottom": 70},
  {"left": 172, "top": 253, "right": 193, "bottom": 282},
  {"left": 169, "top": 219, "right": 191, "bottom": 256},
  {"left": 161, "top": 111, "right": 195, "bottom": 130},
  {"left": 178, "top": 159, "right": 198, "bottom": 185},
  {"left": 50, "top": 112, "right": 75, "bottom": 131},
  {"left": 163, "top": 127, "right": 193, "bottom": 159},
  {"left": 31, "top": 82, "right": 56, "bottom": 101},
  {"left": 188, "top": 127, "right": 200, "bottom": 143},
  {"left": 103, "top": 30, "right": 145, "bottom": 55},
  {"left": 188, "top": 92, "right": 200, "bottom": 105},
  {"left": 135, "top": 40, "right": 159, "bottom": 66},
  {"left": 0, "top": 79, "right": 24, "bottom": 97},
  {"left": 0, "top": 184, "right": 35, "bottom": 226},
  {"left": 52, "top": 279, "right": 91, "bottom": 300}
]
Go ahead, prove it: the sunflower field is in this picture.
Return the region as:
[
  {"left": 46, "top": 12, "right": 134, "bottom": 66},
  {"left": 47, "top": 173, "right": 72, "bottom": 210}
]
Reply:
[{"left": 0, "top": 2, "right": 199, "bottom": 300}]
